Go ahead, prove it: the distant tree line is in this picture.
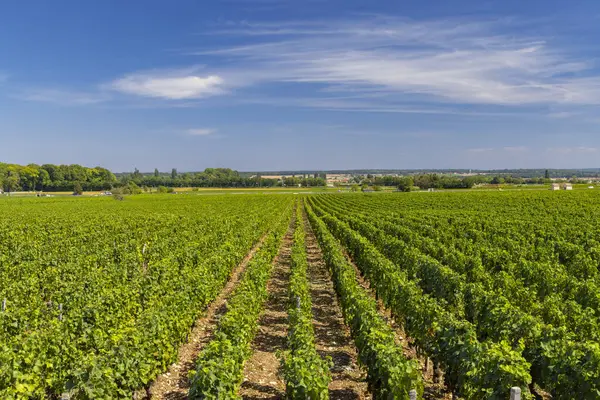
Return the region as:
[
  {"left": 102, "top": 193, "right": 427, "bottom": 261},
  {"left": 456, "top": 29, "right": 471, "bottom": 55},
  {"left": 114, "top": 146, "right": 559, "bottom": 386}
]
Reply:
[
  {"left": 118, "top": 168, "right": 325, "bottom": 188},
  {"left": 359, "top": 173, "right": 592, "bottom": 191},
  {"left": 0, "top": 164, "right": 327, "bottom": 193},
  {"left": 0, "top": 163, "right": 117, "bottom": 192}
]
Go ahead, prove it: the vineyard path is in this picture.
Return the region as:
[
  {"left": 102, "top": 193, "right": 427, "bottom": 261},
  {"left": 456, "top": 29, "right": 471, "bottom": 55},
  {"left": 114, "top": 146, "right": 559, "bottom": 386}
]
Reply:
[
  {"left": 238, "top": 214, "right": 296, "bottom": 399},
  {"left": 303, "top": 209, "right": 371, "bottom": 400}
]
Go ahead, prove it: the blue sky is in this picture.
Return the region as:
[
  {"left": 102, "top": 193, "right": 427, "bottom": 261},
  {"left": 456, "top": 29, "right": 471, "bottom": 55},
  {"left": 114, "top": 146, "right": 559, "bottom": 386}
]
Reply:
[{"left": 2, "top": 0, "right": 600, "bottom": 171}]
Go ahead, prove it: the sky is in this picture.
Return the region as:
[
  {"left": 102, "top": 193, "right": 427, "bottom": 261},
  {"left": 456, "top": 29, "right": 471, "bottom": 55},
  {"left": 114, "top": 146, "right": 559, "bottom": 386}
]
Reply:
[{"left": 2, "top": 0, "right": 600, "bottom": 171}]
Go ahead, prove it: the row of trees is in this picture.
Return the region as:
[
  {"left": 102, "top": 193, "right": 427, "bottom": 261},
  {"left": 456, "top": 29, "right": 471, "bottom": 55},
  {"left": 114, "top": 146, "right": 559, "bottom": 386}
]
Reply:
[
  {"left": 0, "top": 164, "right": 327, "bottom": 193},
  {"left": 0, "top": 163, "right": 116, "bottom": 192},
  {"left": 4, "top": 163, "right": 588, "bottom": 194},
  {"left": 359, "top": 173, "right": 589, "bottom": 191},
  {"left": 119, "top": 168, "right": 325, "bottom": 188}
]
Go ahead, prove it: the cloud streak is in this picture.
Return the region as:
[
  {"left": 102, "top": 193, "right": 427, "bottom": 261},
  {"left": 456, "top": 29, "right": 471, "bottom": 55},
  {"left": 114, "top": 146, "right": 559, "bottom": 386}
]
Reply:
[
  {"left": 186, "top": 128, "right": 216, "bottom": 136},
  {"left": 18, "top": 88, "right": 109, "bottom": 105},
  {"left": 187, "top": 17, "right": 600, "bottom": 109},
  {"left": 547, "top": 146, "right": 598, "bottom": 154},
  {"left": 468, "top": 146, "right": 529, "bottom": 153},
  {"left": 111, "top": 69, "right": 226, "bottom": 99}
]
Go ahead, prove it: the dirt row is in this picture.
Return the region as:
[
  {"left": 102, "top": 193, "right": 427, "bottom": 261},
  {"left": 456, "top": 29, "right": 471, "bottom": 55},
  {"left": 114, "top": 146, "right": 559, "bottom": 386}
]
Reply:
[
  {"left": 237, "top": 220, "right": 294, "bottom": 399},
  {"left": 303, "top": 214, "right": 371, "bottom": 400}
]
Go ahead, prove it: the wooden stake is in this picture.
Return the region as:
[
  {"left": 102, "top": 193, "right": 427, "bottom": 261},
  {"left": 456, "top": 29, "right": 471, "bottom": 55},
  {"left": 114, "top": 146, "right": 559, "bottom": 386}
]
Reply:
[
  {"left": 409, "top": 389, "right": 417, "bottom": 400},
  {"left": 1, "top": 298, "right": 6, "bottom": 312},
  {"left": 58, "top": 304, "right": 63, "bottom": 321}
]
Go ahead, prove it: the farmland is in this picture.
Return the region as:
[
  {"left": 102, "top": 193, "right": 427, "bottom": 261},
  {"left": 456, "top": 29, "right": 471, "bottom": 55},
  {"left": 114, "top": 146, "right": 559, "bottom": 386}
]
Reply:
[{"left": 1, "top": 190, "right": 600, "bottom": 399}]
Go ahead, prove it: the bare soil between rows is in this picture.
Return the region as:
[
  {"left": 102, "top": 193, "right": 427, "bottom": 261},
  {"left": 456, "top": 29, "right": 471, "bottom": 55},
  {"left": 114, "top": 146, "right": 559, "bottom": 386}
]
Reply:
[
  {"left": 238, "top": 217, "right": 296, "bottom": 399},
  {"left": 303, "top": 211, "right": 371, "bottom": 400}
]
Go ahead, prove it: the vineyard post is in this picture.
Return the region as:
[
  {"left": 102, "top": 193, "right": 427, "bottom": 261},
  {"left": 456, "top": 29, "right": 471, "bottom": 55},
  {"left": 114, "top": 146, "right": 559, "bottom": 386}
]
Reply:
[
  {"left": 59, "top": 304, "right": 63, "bottom": 321},
  {"left": 409, "top": 389, "right": 417, "bottom": 400},
  {"left": 510, "top": 387, "right": 521, "bottom": 400},
  {"left": 1, "top": 298, "right": 6, "bottom": 312},
  {"left": 60, "top": 392, "right": 70, "bottom": 400},
  {"left": 433, "top": 362, "right": 443, "bottom": 384}
]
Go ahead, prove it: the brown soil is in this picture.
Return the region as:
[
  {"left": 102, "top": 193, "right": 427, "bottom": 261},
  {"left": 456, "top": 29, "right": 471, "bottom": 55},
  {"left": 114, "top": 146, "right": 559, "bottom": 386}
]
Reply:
[
  {"left": 238, "top": 218, "right": 295, "bottom": 399},
  {"left": 147, "top": 233, "right": 270, "bottom": 400},
  {"left": 303, "top": 213, "right": 371, "bottom": 400}
]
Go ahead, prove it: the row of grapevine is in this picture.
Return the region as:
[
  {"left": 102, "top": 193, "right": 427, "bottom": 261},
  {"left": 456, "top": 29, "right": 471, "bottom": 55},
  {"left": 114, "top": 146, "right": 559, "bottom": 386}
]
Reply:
[
  {"left": 312, "top": 198, "right": 600, "bottom": 397},
  {"left": 280, "top": 205, "right": 332, "bottom": 399},
  {"left": 0, "top": 195, "right": 292, "bottom": 398},
  {"left": 328, "top": 194, "right": 600, "bottom": 322},
  {"left": 306, "top": 199, "right": 532, "bottom": 399},
  {"left": 188, "top": 204, "right": 292, "bottom": 399},
  {"left": 331, "top": 193, "right": 600, "bottom": 286},
  {"left": 316, "top": 195, "right": 600, "bottom": 341},
  {"left": 314, "top": 194, "right": 600, "bottom": 398},
  {"left": 313, "top": 192, "right": 600, "bottom": 398},
  {"left": 306, "top": 202, "right": 425, "bottom": 399}
]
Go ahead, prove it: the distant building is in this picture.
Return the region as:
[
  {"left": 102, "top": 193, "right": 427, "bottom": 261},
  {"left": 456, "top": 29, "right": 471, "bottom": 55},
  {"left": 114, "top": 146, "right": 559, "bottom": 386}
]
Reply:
[
  {"left": 326, "top": 174, "right": 352, "bottom": 187},
  {"left": 551, "top": 183, "right": 560, "bottom": 191},
  {"left": 562, "top": 183, "right": 573, "bottom": 190}
]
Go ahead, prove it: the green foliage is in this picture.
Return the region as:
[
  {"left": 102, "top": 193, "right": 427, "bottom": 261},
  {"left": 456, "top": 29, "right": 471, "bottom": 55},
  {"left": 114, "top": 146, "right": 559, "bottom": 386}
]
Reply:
[
  {"left": 188, "top": 206, "right": 292, "bottom": 399},
  {"left": 72, "top": 182, "right": 83, "bottom": 195},
  {"left": 311, "top": 191, "right": 600, "bottom": 398},
  {"left": 306, "top": 203, "right": 423, "bottom": 399},
  {"left": 308, "top": 198, "right": 532, "bottom": 398},
  {"left": 0, "top": 195, "right": 292, "bottom": 398},
  {"left": 0, "top": 162, "right": 116, "bottom": 192},
  {"left": 280, "top": 205, "right": 332, "bottom": 399}
]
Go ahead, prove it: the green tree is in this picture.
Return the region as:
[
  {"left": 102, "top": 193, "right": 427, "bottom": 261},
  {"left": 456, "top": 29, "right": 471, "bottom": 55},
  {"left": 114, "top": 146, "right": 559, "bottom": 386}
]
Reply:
[
  {"left": 545, "top": 169, "right": 550, "bottom": 179},
  {"left": 396, "top": 176, "right": 414, "bottom": 192},
  {"left": 132, "top": 168, "right": 143, "bottom": 181},
  {"left": 73, "top": 182, "right": 83, "bottom": 195},
  {"left": 171, "top": 168, "right": 178, "bottom": 180},
  {"left": 36, "top": 169, "right": 51, "bottom": 191},
  {"left": 4, "top": 174, "right": 19, "bottom": 193},
  {"left": 154, "top": 168, "right": 159, "bottom": 177}
]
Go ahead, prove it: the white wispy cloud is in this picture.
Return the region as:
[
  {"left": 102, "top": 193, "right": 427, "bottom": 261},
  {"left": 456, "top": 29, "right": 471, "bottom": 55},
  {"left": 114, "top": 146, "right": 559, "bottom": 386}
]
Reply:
[
  {"left": 26, "top": 16, "right": 600, "bottom": 115},
  {"left": 186, "top": 128, "right": 216, "bottom": 136},
  {"left": 18, "top": 88, "right": 109, "bottom": 105},
  {"left": 503, "top": 146, "right": 528, "bottom": 152},
  {"left": 185, "top": 16, "right": 600, "bottom": 108},
  {"left": 468, "top": 146, "right": 528, "bottom": 153},
  {"left": 110, "top": 69, "right": 226, "bottom": 99},
  {"left": 547, "top": 146, "right": 598, "bottom": 153}
]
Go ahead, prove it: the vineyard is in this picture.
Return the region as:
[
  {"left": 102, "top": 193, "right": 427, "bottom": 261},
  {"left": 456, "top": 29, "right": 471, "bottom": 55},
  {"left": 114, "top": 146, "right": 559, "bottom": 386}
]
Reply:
[{"left": 1, "top": 191, "right": 600, "bottom": 399}]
